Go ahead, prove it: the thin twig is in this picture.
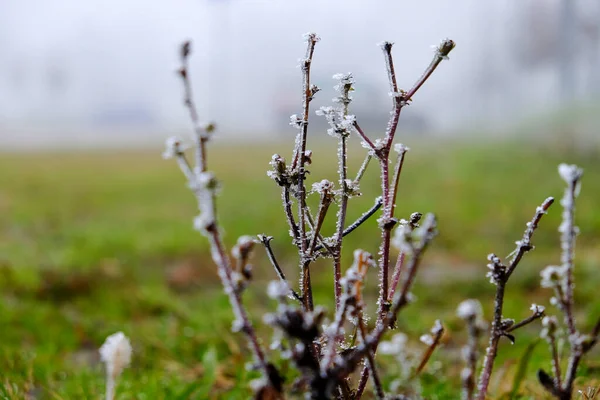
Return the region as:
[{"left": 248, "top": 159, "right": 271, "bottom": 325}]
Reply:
[
  {"left": 258, "top": 235, "right": 302, "bottom": 303},
  {"left": 352, "top": 121, "right": 377, "bottom": 153},
  {"left": 413, "top": 321, "right": 444, "bottom": 378},
  {"left": 389, "top": 145, "right": 409, "bottom": 218},
  {"left": 296, "top": 33, "right": 319, "bottom": 312},
  {"left": 506, "top": 312, "right": 545, "bottom": 333},
  {"left": 354, "top": 215, "right": 437, "bottom": 397},
  {"left": 354, "top": 154, "right": 372, "bottom": 183},
  {"left": 475, "top": 198, "right": 554, "bottom": 400},
  {"left": 404, "top": 39, "right": 455, "bottom": 102},
  {"left": 170, "top": 41, "right": 278, "bottom": 390},
  {"left": 313, "top": 197, "right": 382, "bottom": 253}
]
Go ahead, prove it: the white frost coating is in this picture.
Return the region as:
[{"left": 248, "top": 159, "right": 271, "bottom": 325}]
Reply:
[
  {"left": 431, "top": 38, "right": 452, "bottom": 60},
  {"left": 379, "top": 332, "right": 407, "bottom": 355},
  {"left": 391, "top": 222, "right": 413, "bottom": 254},
  {"left": 312, "top": 179, "right": 334, "bottom": 194},
  {"left": 393, "top": 143, "right": 410, "bottom": 154},
  {"left": 540, "top": 315, "right": 558, "bottom": 340},
  {"left": 289, "top": 114, "right": 303, "bottom": 129},
  {"left": 530, "top": 303, "right": 545, "bottom": 314},
  {"left": 457, "top": 299, "right": 483, "bottom": 320},
  {"left": 267, "top": 280, "right": 289, "bottom": 300},
  {"left": 540, "top": 265, "right": 564, "bottom": 288},
  {"left": 100, "top": 332, "right": 132, "bottom": 400},
  {"left": 302, "top": 32, "right": 320, "bottom": 42},
  {"left": 162, "top": 136, "right": 186, "bottom": 159},
  {"left": 558, "top": 163, "right": 583, "bottom": 184},
  {"left": 100, "top": 332, "right": 132, "bottom": 379},
  {"left": 420, "top": 334, "right": 434, "bottom": 346},
  {"left": 431, "top": 319, "right": 443, "bottom": 335},
  {"left": 232, "top": 235, "right": 255, "bottom": 259}
]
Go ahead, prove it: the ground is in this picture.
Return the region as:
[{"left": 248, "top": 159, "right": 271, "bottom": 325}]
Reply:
[{"left": 1, "top": 138, "right": 599, "bottom": 399}]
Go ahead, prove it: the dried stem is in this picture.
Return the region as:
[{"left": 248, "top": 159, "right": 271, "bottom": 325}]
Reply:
[
  {"left": 357, "top": 311, "right": 386, "bottom": 400},
  {"left": 459, "top": 305, "right": 484, "bottom": 400},
  {"left": 506, "top": 312, "right": 545, "bottom": 333},
  {"left": 295, "top": 33, "right": 319, "bottom": 312},
  {"left": 178, "top": 41, "right": 211, "bottom": 174},
  {"left": 413, "top": 321, "right": 445, "bottom": 378},
  {"left": 168, "top": 41, "right": 279, "bottom": 391},
  {"left": 313, "top": 197, "right": 382, "bottom": 254},
  {"left": 404, "top": 39, "right": 455, "bottom": 102},
  {"left": 308, "top": 187, "right": 334, "bottom": 255},
  {"left": 388, "top": 251, "right": 406, "bottom": 301},
  {"left": 352, "top": 121, "right": 377, "bottom": 152},
  {"left": 475, "top": 198, "right": 554, "bottom": 400},
  {"left": 389, "top": 145, "right": 408, "bottom": 217},
  {"left": 283, "top": 185, "right": 300, "bottom": 241},
  {"left": 354, "top": 38, "right": 454, "bottom": 399},
  {"left": 258, "top": 235, "right": 302, "bottom": 303},
  {"left": 355, "top": 215, "right": 437, "bottom": 397},
  {"left": 354, "top": 154, "right": 372, "bottom": 183}
]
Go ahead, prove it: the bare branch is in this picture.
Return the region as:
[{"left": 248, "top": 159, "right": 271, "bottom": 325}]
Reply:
[
  {"left": 258, "top": 234, "right": 302, "bottom": 303},
  {"left": 476, "top": 198, "right": 554, "bottom": 400}
]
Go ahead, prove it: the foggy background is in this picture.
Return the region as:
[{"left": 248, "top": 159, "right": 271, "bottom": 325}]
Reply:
[{"left": 1, "top": 0, "right": 599, "bottom": 149}]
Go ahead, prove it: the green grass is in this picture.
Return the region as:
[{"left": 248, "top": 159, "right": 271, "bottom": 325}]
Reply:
[{"left": 1, "top": 139, "right": 599, "bottom": 399}]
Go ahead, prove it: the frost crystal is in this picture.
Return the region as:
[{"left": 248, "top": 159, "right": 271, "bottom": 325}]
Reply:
[
  {"left": 391, "top": 222, "right": 413, "bottom": 254},
  {"left": 99, "top": 332, "right": 132, "bottom": 379},
  {"left": 420, "top": 334, "right": 434, "bottom": 346},
  {"left": 379, "top": 333, "right": 407, "bottom": 355},
  {"left": 558, "top": 163, "right": 583, "bottom": 185},
  {"left": 312, "top": 179, "right": 334, "bottom": 194},
  {"left": 162, "top": 136, "right": 186, "bottom": 159},
  {"left": 540, "top": 265, "right": 563, "bottom": 288},
  {"left": 232, "top": 235, "right": 256, "bottom": 259},
  {"left": 289, "top": 114, "right": 303, "bottom": 129},
  {"left": 267, "top": 280, "right": 289, "bottom": 300},
  {"left": 302, "top": 32, "right": 320, "bottom": 42},
  {"left": 431, "top": 38, "right": 455, "bottom": 60},
  {"left": 431, "top": 319, "right": 443, "bottom": 335},
  {"left": 540, "top": 315, "right": 558, "bottom": 339},
  {"left": 457, "top": 299, "right": 483, "bottom": 321},
  {"left": 393, "top": 143, "right": 410, "bottom": 154},
  {"left": 530, "top": 303, "right": 545, "bottom": 314}
]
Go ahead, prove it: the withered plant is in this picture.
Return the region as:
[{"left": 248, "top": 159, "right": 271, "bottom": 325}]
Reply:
[
  {"left": 457, "top": 165, "right": 599, "bottom": 400},
  {"left": 164, "top": 34, "right": 453, "bottom": 399},
  {"left": 162, "top": 34, "right": 599, "bottom": 400}
]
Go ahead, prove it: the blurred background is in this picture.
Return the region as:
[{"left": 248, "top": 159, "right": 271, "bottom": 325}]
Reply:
[
  {"left": 2, "top": 0, "right": 600, "bottom": 148},
  {"left": 1, "top": 1, "right": 600, "bottom": 398}
]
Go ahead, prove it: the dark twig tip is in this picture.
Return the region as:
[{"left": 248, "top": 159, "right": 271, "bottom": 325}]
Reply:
[
  {"left": 181, "top": 40, "right": 191, "bottom": 60},
  {"left": 438, "top": 39, "right": 455, "bottom": 57}
]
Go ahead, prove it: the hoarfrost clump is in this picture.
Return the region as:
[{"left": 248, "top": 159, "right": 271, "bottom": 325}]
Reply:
[
  {"left": 379, "top": 332, "right": 408, "bottom": 355},
  {"left": 162, "top": 136, "right": 187, "bottom": 159},
  {"left": 232, "top": 235, "right": 256, "bottom": 260},
  {"left": 99, "top": 332, "right": 132, "bottom": 400},
  {"left": 540, "top": 316, "right": 559, "bottom": 340},
  {"left": 457, "top": 299, "right": 483, "bottom": 322},
  {"left": 312, "top": 179, "right": 334, "bottom": 194},
  {"left": 540, "top": 265, "right": 564, "bottom": 289},
  {"left": 393, "top": 143, "right": 410, "bottom": 154},
  {"left": 558, "top": 164, "right": 583, "bottom": 186},
  {"left": 391, "top": 220, "right": 414, "bottom": 254},
  {"left": 530, "top": 304, "right": 546, "bottom": 315},
  {"left": 166, "top": 33, "right": 456, "bottom": 399},
  {"left": 419, "top": 320, "right": 443, "bottom": 346},
  {"left": 267, "top": 280, "right": 289, "bottom": 300}
]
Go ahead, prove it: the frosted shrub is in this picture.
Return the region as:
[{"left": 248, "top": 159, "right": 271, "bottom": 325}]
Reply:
[{"left": 163, "top": 34, "right": 598, "bottom": 400}]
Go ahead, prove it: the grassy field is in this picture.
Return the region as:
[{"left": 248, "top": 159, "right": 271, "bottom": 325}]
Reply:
[{"left": 1, "top": 138, "right": 599, "bottom": 399}]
